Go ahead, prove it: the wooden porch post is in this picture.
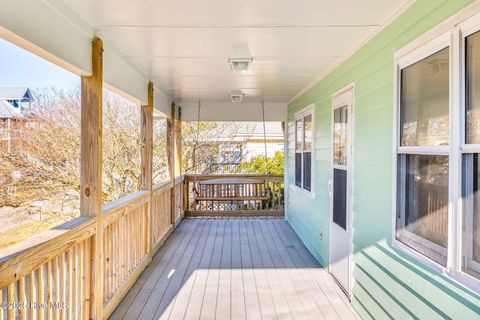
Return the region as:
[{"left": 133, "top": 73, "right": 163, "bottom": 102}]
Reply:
[
  {"left": 174, "top": 106, "right": 182, "bottom": 178},
  {"left": 166, "top": 102, "right": 175, "bottom": 180},
  {"left": 141, "top": 82, "right": 154, "bottom": 257},
  {"left": 141, "top": 82, "right": 154, "bottom": 191},
  {"left": 174, "top": 107, "right": 184, "bottom": 221},
  {"left": 167, "top": 102, "right": 184, "bottom": 226},
  {"left": 80, "top": 37, "right": 104, "bottom": 319}
]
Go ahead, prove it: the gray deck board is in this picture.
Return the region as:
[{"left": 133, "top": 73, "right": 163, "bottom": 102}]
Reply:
[{"left": 111, "top": 218, "right": 360, "bottom": 320}]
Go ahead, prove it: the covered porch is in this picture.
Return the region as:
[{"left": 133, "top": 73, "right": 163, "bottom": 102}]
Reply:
[
  {"left": 0, "top": 0, "right": 409, "bottom": 318},
  {"left": 4, "top": 1, "right": 480, "bottom": 320}
]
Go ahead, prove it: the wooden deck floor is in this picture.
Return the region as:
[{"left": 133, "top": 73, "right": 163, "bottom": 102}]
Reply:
[{"left": 110, "top": 218, "right": 359, "bottom": 320}]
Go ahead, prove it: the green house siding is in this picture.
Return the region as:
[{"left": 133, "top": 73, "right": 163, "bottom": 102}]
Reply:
[{"left": 286, "top": 0, "right": 480, "bottom": 319}]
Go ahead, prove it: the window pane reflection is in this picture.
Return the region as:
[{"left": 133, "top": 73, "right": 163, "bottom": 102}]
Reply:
[
  {"left": 466, "top": 32, "right": 480, "bottom": 144},
  {"left": 400, "top": 47, "right": 449, "bottom": 146},
  {"left": 462, "top": 154, "right": 480, "bottom": 280},
  {"left": 334, "top": 106, "right": 348, "bottom": 166},
  {"left": 304, "top": 115, "right": 312, "bottom": 151},
  {"left": 396, "top": 154, "right": 449, "bottom": 266},
  {"left": 295, "top": 119, "right": 302, "bottom": 151}
]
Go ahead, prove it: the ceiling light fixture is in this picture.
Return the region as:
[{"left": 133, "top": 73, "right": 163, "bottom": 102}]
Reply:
[
  {"left": 228, "top": 58, "right": 253, "bottom": 74},
  {"left": 230, "top": 90, "right": 245, "bottom": 103}
]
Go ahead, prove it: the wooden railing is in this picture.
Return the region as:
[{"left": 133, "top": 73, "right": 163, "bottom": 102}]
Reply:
[
  {"left": 0, "top": 217, "right": 96, "bottom": 320},
  {"left": 184, "top": 174, "right": 284, "bottom": 217},
  {"left": 0, "top": 178, "right": 180, "bottom": 320},
  {"left": 151, "top": 181, "right": 174, "bottom": 251}
]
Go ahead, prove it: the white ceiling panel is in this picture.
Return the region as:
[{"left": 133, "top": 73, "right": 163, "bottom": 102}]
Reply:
[
  {"left": 96, "top": 26, "right": 374, "bottom": 58},
  {"left": 62, "top": 0, "right": 410, "bottom": 27},
  {"left": 58, "top": 0, "right": 413, "bottom": 110}
]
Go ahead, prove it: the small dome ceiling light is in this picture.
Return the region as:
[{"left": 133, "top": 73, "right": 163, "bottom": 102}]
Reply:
[{"left": 230, "top": 90, "right": 245, "bottom": 103}]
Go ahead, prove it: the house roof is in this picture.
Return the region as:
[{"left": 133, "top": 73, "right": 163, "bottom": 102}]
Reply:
[
  {"left": 0, "top": 100, "right": 22, "bottom": 118},
  {"left": 0, "top": 87, "right": 33, "bottom": 102}
]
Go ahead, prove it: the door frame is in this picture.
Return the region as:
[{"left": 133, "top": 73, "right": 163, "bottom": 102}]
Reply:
[{"left": 328, "top": 83, "right": 355, "bottom": 298}]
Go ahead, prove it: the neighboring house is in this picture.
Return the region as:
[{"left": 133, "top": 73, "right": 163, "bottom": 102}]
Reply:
[
  {"left": 201, "top": 122, "right": 284, "bottom": 174},
  {"left": 0, "top": 87, "right": 34, "bottom": 152}
]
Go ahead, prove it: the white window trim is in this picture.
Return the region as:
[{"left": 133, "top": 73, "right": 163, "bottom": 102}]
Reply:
[
  {"left": 392, "top": 7, "right": 480, "bottom": 295},
  {"left": 293, "top": 104, "right": 315, "bottom": 198}
]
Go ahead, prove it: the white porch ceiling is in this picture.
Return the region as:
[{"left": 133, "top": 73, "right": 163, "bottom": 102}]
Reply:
[{"left": 59, "top": 0, "right": 413, "bottom": 119}]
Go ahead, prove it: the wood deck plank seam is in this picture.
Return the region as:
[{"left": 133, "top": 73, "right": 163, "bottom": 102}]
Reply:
[
  {"left": 258, "top": 219, "right": 323, "bottom": 319},
  {"left": 230, "top": 218, "right": 247, "bottom": 320},
  {"left": 198, "top": 219, "right": 226, "bottom": 319},
  {"left": 273, "top": 221, "right": 359, "bottom": 320},
  {"left": 244, "top": 219, "right": 279, "bottom": 320},
  {"left": 239, "top": 218, "right": 263, "bottom": 320},
  {"left": 136, "top": 219, "right": 201, "bottom": 319},
  {"left": 149, "top": 219, "right": 207, "bottom": 319},
  {"left": 272, "top": 221, "right": 349, "bottom": 319},
  {"left": 165, "top": 219, "right": 215, "bottom": 320},
  {"left": 155, "top": 219, "right": 213, "bottom": 320},
  {"left": 262, "top": 220, "right": 329, "bottom": 320},
  {"left": 182, "top": 218, "right": 220, "bottom": 320},
  {"left": 216, "top": 217, "right": 233, "bottom": 319},
  {"left": 212, "top": 218, "right": 227, "bottom": 319},
  {"left": 251, "top": 220, "right": 294, "bottom": 319},
  {"left": 111, "top": 220, "right": 190, "bottom": 320}
]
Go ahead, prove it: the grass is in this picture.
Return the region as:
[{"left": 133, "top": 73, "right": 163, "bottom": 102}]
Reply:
[{"left": 0, "top": 213, "right": 77, "bottom": 249}]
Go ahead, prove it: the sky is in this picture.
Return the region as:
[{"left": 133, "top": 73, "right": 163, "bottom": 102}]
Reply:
[{"left": 0, "top": 39, "right": 79, "bottom": 90}]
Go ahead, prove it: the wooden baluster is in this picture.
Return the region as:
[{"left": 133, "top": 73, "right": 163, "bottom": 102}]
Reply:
[
  {"left": 127, "top": 215, "right": 131, "bottom": 278},
  {"left": 112, "top": 222, "right": 116, "bottom": 296},
  {"left": 54, "top": 256, "right": 60, "bottom": 320},
  {"left": 39, "top": 265, "right": 46, "bottom": 320},
  {"left": 134, "top": 209, "right": 138, "bottom": 264},
  {"left": 84, "top": 239, "right": 91, "bottom": 320},
  {"left": 46, "top": 260, "right": 52, "bottom": 320},
  {"left": 104, "top": 226, "right": 109, "bottom": 302},
  {"left": 19, "top": 276, "right": 26, "bottom": 320},
  {"left": 61, "top": 252, "right": 68, "bottom": 320},
  {"left": 136, "top": 208, "right": 140, "bottom": 260},
  {"left": 135, "top": 209, "right": 139, "bottom": 265},
  {"left": 69, "top": 248, "right": 75, "bottom": 320},
  {"left": 120, "top": 215, "right": 125, "bottom": 283},
  {"left": 0, "top": 288, "right": 4, "bottom": 320},
  {"left": 112, "top": 219, "right": 120, "bottom": 290},
  {"left": 7, "top": 283, "right": 14, "bottom": 320},
  {"left": 76, "top": 243, "right": 81, "bottom": 318},
  {"left": 30, "top": 271, "right": 36, "bottom": 320}
]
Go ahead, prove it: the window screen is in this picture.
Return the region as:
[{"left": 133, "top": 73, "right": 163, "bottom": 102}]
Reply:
[
  {"left": 295, "top": 153, "right": 302, "bottom": 187},
  {"left": 294, "top": 111, "right": 313, "bottom": 192},
  {"left": 333, "top": 169, "right": 347, "bottom": 229}
]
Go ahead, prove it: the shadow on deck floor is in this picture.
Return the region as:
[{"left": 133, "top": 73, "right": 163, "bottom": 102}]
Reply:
[{"left": 110, "top": 218, "right": 359, "bottom": 320}]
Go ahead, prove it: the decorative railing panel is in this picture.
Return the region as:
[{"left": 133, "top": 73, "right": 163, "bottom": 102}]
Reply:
[
  {"left": 102, "top": 192, "right": 150, "bottom": 308},
  {"left": 151, "top": 181, "right": 173, "bottom": 250}
]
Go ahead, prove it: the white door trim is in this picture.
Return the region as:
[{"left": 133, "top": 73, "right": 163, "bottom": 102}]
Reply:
[{"left": 329, "top": 83, "right": 355, "bottom": 298}]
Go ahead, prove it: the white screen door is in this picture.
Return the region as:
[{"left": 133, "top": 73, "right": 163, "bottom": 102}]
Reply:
[{"left": 329, "top": 86, "right": 353, "bottom": 295}]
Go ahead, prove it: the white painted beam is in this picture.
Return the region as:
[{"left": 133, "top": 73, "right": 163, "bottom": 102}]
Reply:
[{"left": 180, "top": 102, "right": 287, "bottom": 121}]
